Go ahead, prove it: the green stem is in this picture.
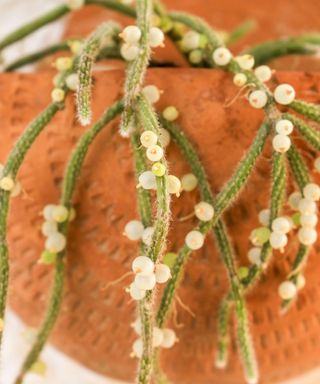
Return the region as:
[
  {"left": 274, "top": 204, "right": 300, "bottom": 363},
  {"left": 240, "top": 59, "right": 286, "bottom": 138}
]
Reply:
[
  {"left": 4, "top": 41, "right": 70, "bottom": 72},
  {"left": 77, "top": 22, "right": 120, "bottom": 125},
  {"left": 15, "top": 100, "right": 124, "bottom": 384},
  {"left": 0, "top": 103, "right": 62, "bottom": 350},
  {"left": 121, "top": 0, "right": 152, "bottom": 134},
  {"left": 245, "top": 34, "right": 320, "bottom": 65},
  {"left": 216, "top": 294, "right": 232, "bottom": 368},
  {"left": 156, "top": 120, "right": 271, "bottom": 327},
  {"left": 156, "top": 117, "right": 258, "bottom": 379},
  {"left": 289, "top": 100, "right": 320, "bottom": 124},
  {"left": 226, "top": 20, "right": 256, "bottom": 45},
  {"left": 136, "top": 95, "right": 170, "bottom": 384},
  {"left": 284, "top": 113, "right": 320, "bottom": 151},
  {"left": 242, "top": 153, "right": 287, "bottom": 288},
  {"left": 282, "top": 144, "right": 310, "bottom": 311}
]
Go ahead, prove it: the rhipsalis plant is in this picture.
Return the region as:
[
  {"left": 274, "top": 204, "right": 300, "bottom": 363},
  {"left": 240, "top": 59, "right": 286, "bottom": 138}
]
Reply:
[{"left": 0, "top": 1, "right": 319, "bottom": 384}]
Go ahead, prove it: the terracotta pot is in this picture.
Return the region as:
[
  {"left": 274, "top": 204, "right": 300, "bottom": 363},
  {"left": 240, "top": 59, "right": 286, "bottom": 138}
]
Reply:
[{"left": 1, "top": 68, "right": 320, "bottom": 384}]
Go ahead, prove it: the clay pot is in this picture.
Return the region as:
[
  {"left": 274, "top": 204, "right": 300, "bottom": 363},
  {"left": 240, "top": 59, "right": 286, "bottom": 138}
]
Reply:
[
  {"left": 1, "top": 68, "right": 320, "bottom": 384},
  {"left": 2, "top": 1, "right": 320, "bottom": 383}
]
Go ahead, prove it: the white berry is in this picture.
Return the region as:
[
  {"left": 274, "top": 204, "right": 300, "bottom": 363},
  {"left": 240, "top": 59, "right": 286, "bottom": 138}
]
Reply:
[
  {"left": 124, "top": 220, "right": 144, "bottom": 241},
  {"left": 303, "top": 183, "right": 320, "bottom": 201},
  {"left": 278, "top": 281, "right": 297, "bottom": 300},
  {"left": 247, "top": 247, "right": 261, "bottom": 265},
  {"left": 140, "top": 130, "right": 158, "bottom": 148},
  {"left": 258, "top": 209, "right": 270, "bottom": 226},
  {"left": 132, "top": 338, "right": 143, "bottom": 358},
  {"left": 51, "top": 88, "right": 65, "bottom": 102},
  {"left": 134, "top": 273, "right": 156, "bottom": 290},
  {"left": 297, "top": 274, "right": 306, "bottom": 290},
  {"left": 182, "top": 31, "right": 201, "bottom": 51},
  {"left": 120, "top": 43, "right": 140, "bottom": 61},
  {"left": 52, "top": 205, "right": 69, "bottom": 223},
  {"left": 146, "top": 144, "right": 164, "bottom": 162},
  {"left": 155, "top": 264, "right": 171, "bottom": 283},
  {"left": 235, "top": 54, "right": 255, "bottom": 70},
  {"left": 158, "top": 128, "right": 171, "bottom": 147},
  {"left": 121, "top": 25, "right": 141, "bottom": 44},
  {"left": 233, "top": 73, "right": 247, "bottom": 87},
  {"left": 138, "top": 171, "right": 157, "bottom": 190},
  {"left": 194, "top": 201, "right": 214, "bottom": 222},
  {"left": 167, "top": 175, "right": 181, "bottom": 196},
  {"left": 314, "top": 157, "right": 320, "bottom": 172},
  {"left": 43, "top": 204, "right": 57, "bottom": 221},
  {"left": 254, "top": 65, "right": 272, "bottom": 82},
  {"left": 129, "top": 283, "right": 146, "bottom": 301},
  {"left": 269, "top": 232, "right": 288, "bottom": 250},
  {"left": 66, "top": 0, "right": 85, "bottom": 10},
  {"left": 212, "top": 47, "right": 232, "bottom": 66},
  {"left": 163, "top": 106, "right": 179, "bottom": 122},
  {"left": 132, "top": 256, "right": 154, "bottom": 276},
  {"left": 272, "top": 134, "right": 291, "bottom": 153},
  {"left": 161, "top": 328, "right": 176, "bottom": 348},
  {"left": 271, "top": 217, "right": 291, "bottom": 234},
  {"left": 0, "top": 176, "right": 15, "bottom": 191},
  {"left": 249, "top": 90, "right": 268, "bottom": 109},
  {"left": 185, "top": 230, "right": 204, "bottom": 250},
  {"left": 298, "top": 227, "right": 317, "bottom": 245},
  {"left": 149, "top": 27, "right": 165, "bottom": 47},
  {"left": 300, "top": 213, "right": 318, "bottom": 228},
  {"left": 142, "top": 85, "right": 161, "bottom": 103},
  {"left": 181, "top": 173, "right": 198, "bottom": 192},
  {"left": 298, "top": 198, "right": 317, "bottom": 215},
  {"left": 142, "top": 227, "right": 154, "bottom": 246},
  {"left": 288, "top": 191, "right": 302, "bottom": 210},
  {"left": 275, "top": 119, "right": 294, "bottom": 135},
  {"left": 274, "top": 84, "right": 295, "bottom": 105},
  {"left": 131, "top": 318, "right": 142, "bottom": 334},
  {"left": 41, "top": 221, "right": 58, "bottom": 237},
  {"left": 153, "top": 327, "right": 164, "bottom": 347},
  {"left": 45, "top": 232, "right": 67, "bottom": 253},
  {"left": 65, "top": 73, "right": 79, "bottom": 91}
]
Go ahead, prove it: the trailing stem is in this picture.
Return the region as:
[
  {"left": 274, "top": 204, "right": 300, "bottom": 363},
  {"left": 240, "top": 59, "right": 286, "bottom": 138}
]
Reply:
[
  {"left": 76, "top": 22, "right": 120, "bottom": 125},
  {"left": 156, "top": 118, "right": 261, "bottom": 378},
  {"left": 135, "top": 95, "right": 170, "bottom": 384},
  {"left": 0, "top": 102, "right": 63, "bottom": 349},
  {"left": 121, "top": 0, "right": 153, "bottom": 135},
  {"left": 15, "top": 101, "right": 124, "bottom": 384},
  {"left": 281, "top": 145, "right": 311, "bottom": 311}
]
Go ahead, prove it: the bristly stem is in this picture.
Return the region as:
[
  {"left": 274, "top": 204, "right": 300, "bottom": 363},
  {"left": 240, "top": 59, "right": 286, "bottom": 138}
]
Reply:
[
  {"left": 282, "top": 144, "right": 310, "bottom": 311},
  {"left": 14, "top": 101, "right": 124, "bottom": 384},
  {"left": 121, "top": 0, "right": 153, "bottom": 135},
  {"left": 156, "top": 117, "right": 259, "bottom": 377},
  {"left": 156, "top": 120, "right": 271, "bottom": 328},
  {"left": 242, "top": 152, "right": 287, "bottom": 288},
  {"left": 0, "top": 102, "right": 63, "bottom": 350},
  {"left": 289, "top": 100, "right": 320, "bottom": 123},
  {"left": 135, "top": 95, "right": 170, "bottom": 384},
  {"left": 284, "top": 113, "right": 320, "bottom": 151},
  {"left": 245, "top": 34, "right": 320, "bottom": 65},
  {"left": 76, "top": 22, "right": 120, "bottom": 126}
]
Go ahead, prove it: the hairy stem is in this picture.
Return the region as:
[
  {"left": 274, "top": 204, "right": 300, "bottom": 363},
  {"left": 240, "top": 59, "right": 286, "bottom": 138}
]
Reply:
[
  {"left": 77, "top": 22, "right": 120, "bottom": 125},
  {"left": 121, "top": 0, "right": 152, "bottom": 135},
  {"left": 0, "top": 102, "right": 62, "bottom": 349},
  {"left": 289, "top": 100, "right": 320, "bottom": 124},
  {"left": 284, "top": 113, "right": 320, "bottom": 151},
  {"left": 15, "top": 101, "right": 124, "bottom": 383},
  {"left": 245, "top": 34, "right": 320, "bottom": 65},
  {"left": 282, "top": 144, "right": 311, "bottom": 311}
]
